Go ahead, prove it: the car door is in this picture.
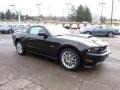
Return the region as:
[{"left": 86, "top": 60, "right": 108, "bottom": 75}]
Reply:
[
  {"left": 92, "top": 26, "right": 102, "bottom": 36},
  {"left": 26, "top": 26, "right": 60, "bottom": 57},
  {"left": 26, "top": 26, "right": 47, "bottom": 53},
  {"left": 98, "top": 26, "right": 107, "bottom": 36}
]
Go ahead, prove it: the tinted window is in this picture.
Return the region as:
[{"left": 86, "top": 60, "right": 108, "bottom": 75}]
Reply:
[{"left": 29, "top": 27, "right": 46, "bottom": 35}]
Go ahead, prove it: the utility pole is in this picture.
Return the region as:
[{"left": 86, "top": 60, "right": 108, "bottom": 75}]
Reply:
[
  {"left": 111, "top": 0, "right": 114, "bottom": 26},
  {"left": 36, "top": 3, "right": 42, "bottom": 22},
  {"left": 17, "top": 11, "right": 21, "bottom": 24},
  {"left": 99, "top": 3, "right": 106, "bottom": 24}
]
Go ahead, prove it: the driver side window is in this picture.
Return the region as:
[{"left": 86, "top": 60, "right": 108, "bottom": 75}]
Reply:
[
  {"left": 94, "top": 26, "right": 102, "bottom": 30},
  {"left": 29, "top": 27, "right": 46, "bottom": 35}
]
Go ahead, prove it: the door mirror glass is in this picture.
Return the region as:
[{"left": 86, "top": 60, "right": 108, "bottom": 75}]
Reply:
[{"left": 38, "top": 33, "right": 48, "bottom": 38}]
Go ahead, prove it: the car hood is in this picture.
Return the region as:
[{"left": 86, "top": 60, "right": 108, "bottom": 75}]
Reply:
[{"left": 56, "top": 34, "right": 108, "bottom": 47}]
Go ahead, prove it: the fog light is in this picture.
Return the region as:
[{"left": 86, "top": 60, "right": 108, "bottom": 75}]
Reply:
[{"left": 85, "top": 59, "right": 93, "bottom": 63}]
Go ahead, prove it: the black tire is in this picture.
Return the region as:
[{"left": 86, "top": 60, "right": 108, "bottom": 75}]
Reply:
[
  {"left": 16, "top": 41, "right": 25, "bottom": 55},
  {"left": 8, "top": 30, "right": 11, "bottom": 34},
  {"left": 85, "top": 31, "right": 91, "bottom": 35},
  {"left": 60, "top": 48, "right": 81, "bottom": 71},
  {"left": 107, "top": 32, "right": 114, "bottom": 37}
]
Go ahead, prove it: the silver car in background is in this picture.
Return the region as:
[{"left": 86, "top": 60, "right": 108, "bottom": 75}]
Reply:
[
  {"left": 0, "top": 25, "right": 12, "bottom": 34},
  {"left": 80, "top": 25, "right": 120, "bottom": 37}
]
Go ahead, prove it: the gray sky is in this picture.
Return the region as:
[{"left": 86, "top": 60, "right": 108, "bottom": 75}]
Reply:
[{"left": 0, "top": 0, "right": 120, "bottom": 19}]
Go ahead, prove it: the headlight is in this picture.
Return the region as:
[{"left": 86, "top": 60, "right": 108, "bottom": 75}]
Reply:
[
  {"left": 88, "top": 46, "right": 107, "bottom": 54},
  {"left": 88, "top": 47, "right": 99, "bottom": 53}
]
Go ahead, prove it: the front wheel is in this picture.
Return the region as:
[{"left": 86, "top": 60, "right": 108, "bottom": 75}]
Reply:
[
  {"left": 60, "top": 48, "right": 81, "bottom": 71},
  {"left": 85, "top": 31, "right": 91, "bottom": 35},
  {"left": 16, "top": 42, "right": 25, "bottom": 55}
]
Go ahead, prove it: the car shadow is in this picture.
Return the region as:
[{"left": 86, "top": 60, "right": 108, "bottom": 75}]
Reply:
[
  {"left": 95, "top": 35, "right": 119, "bottom": 38},
  {"left": 25, "top": 52, "right": 104, "bottom": 73}
]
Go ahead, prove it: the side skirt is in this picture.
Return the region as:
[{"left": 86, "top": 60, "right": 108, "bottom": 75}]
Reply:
[{"left": 26, "top": 50, "right": 58, "bottom": 60}]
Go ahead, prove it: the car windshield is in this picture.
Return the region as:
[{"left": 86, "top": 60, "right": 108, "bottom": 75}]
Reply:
[{"left": 45, "top": 25, "right": 71, "bottom": 36}]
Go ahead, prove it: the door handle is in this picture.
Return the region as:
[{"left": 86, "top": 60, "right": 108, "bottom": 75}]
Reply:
[{"left": 25, "top": 37, "right": 30, "bottom": 39}]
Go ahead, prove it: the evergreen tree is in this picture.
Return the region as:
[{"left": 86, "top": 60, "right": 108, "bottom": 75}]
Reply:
[
  {"left": 11, "top": 13, "right": 17, "bottom": 20},
  {"left": 84, "top": 6, "right": 92, "bottom": 22},
  {"left": 69, "top": 5, "right": 92, "bottom": 22},
  {"left": 75, "top": 5, "right": 85, "bottom": 22},
  {"left": 0, "top": 12, "right": 5, "bottom": 20},
  {"left": 69, "top": 5, "right": 76, "bottom": 22},
  {"left": 5, "top": 9, "right": 12, "bottom": 20}
]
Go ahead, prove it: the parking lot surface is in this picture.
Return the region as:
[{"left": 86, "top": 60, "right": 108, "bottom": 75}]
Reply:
[{"left": 0, "top": 34, "right": 120, "bottom": 90}]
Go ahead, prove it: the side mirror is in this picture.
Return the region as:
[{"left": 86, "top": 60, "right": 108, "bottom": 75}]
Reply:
[{"left": 38, "top": 33, "right": 48, "bottom": 39}]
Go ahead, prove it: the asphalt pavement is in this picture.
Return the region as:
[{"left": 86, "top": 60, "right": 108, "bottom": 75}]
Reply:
[{"left": 0, "top": 34, "right": 120, "bottom": 90}]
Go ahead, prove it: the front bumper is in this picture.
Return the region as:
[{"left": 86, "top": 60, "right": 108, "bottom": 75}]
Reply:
[{"left": 82, "top": 49, "right": 111, "bottom": 66}]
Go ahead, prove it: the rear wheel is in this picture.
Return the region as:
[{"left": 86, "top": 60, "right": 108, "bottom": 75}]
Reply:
[
  {"left": 107, "top": 32, "right": 114, "bottom": 37},
  {"left": 60, "top": 48, "right": 81, "bottom": 71},
  {"left": 16, "top": 42, "right": 25, "bottom": 55}
]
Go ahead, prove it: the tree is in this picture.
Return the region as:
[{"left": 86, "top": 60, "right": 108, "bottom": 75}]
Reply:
[
  {"left": 11, "top": 13, "right": 17, "bottom": 20},
  {"left": 69, "top": 5, "right": 92, "bottom": 22},
  {"left": 101, "top": 16, "right": 106, "bottom": 24},
  {"left": 75, "top": 5, "right": 85, "bottom": 22},
  {"left": 5, "top": 9, "right": 12, "bottom": 20},
  {"left": 69, "top": 5, "right": 76, "bottom": 22},
  {"left": 84, "top": 6, "right": 92, "bottom": 22},
  {"left": 0, "top": 12, "right": 5, "bottom": 20}
]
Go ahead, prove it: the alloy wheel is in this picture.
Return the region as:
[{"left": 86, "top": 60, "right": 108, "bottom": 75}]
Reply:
[
  {"left": 16, "top": 42, "right": 23, "bottom": 54},
  {"left": 61, "top": 51, "right": 77, "bottom": 69}
]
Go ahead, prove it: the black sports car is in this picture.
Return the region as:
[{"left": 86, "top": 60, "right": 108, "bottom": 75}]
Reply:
[{"left": 12, "top": 25, "right": 111, "bottom": 71}]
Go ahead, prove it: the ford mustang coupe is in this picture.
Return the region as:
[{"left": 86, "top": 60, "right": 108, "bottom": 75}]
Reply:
[{"left": 12, "top": 25, "right": 111, "bottom": 71}]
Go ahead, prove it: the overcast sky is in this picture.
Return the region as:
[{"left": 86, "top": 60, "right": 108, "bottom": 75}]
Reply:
[{"left": 0, "top": 0, "right": 120, "bottom": 19}]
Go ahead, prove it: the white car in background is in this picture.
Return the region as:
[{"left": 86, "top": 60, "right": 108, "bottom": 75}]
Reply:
[{"left": 71, "top": 24, "right": 78, "bottom": 29}]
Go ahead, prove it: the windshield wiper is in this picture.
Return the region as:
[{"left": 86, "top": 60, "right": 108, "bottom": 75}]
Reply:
[{"left": 88, "top": 35, "right": 93, "bottom": 38}]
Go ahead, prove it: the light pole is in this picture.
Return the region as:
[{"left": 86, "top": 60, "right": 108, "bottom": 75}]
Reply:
[
  {"left": 10, "top": 4, "right": 15, "bottom": 21},
  {"left": 48, "top": 4, "right": 52, "bottom": 21},
  {"left": 36, "top": 3, "right": 42, "bottom": 21},
  {"left": 10, "top": 4, "right": 21, "bottom": 24},
  {"left": 10, "top": 4, "right": 15, "bottom": 12},
  {"left": 66, "top": 3, "right": 72, "bottom": 22},
  {"left": 99, "top": 3, "right": 106, "bottom": 24},
  {"left": 111, "top": 0, "right": 114, "bottom": 25}
]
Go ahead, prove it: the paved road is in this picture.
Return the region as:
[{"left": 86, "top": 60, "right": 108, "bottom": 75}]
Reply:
[{"left": 0, "top": 34, "right": 120, "bottom": 90}]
